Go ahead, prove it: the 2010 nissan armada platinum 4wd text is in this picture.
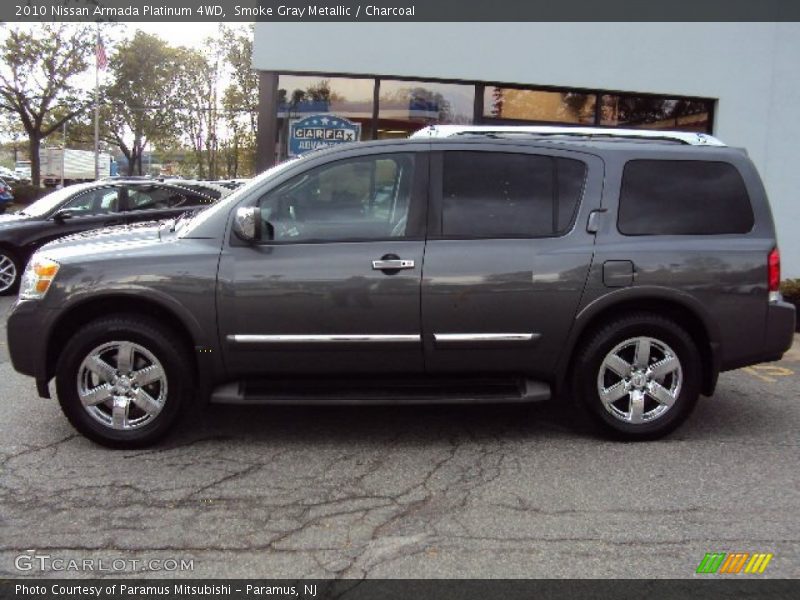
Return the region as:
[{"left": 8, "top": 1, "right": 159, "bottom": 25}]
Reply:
[{"left": 6, "top": 126, "right": 796, "bottom": 447}]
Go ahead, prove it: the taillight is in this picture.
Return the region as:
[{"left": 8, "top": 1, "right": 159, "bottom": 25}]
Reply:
[{"left": 768, "top": 247, "right": 780, "bottom": 299}]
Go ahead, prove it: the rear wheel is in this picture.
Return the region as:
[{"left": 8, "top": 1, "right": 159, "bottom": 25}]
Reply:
[
  {"left": 572, "top": 313, "right": 701, "bottom": 440},
  {"left": 55, "top": 315, "right": 193, "bottom": 448},
  {"left": 0, "top": 250, "right": 20, "bottom": 295}
]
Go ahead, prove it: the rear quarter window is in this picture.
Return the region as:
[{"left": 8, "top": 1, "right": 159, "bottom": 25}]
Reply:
[{"left": 618, "top": 160, "right": 754, "bottom": 235}]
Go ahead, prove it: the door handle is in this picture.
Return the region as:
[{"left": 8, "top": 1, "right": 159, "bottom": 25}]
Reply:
[{"left": 372, "top": 259, "right": 415, "bottom": 270}]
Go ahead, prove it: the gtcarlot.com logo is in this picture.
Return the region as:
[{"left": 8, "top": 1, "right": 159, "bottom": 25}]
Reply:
[
  {"left": 696, "top": 552, "right": 773, "bottom": 574},
  {"left": 14, "top": 554, "right": 194, "bottom": 572}
]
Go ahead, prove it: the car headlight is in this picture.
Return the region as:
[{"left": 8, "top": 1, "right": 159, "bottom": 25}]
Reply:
[{"left": 19, "top": 256, "right": 60, "bottom": 300}]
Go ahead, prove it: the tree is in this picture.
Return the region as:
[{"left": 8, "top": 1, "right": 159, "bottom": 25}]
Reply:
[
  {"left": 172, "top": 46, "right": 217, "bottom": 179},
  {"left": 0, "top": 24, "right": 94, "bottom": 186},
  {"left": 102, "top": 31, "right": 182, "bottom": 176},
  {"left": 220, "top": 25, "right": 258, "bottom": 135},
  {"left": 220, "top": 85, "right": 254, "bottom": 178},
  {"left": 219, "top": 25, "right": 258, "bottom": 177},
  {"left": 0, "top": 112, "right": 26, "bottom": 165}
]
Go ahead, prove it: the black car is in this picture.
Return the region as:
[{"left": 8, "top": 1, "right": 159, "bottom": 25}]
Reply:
[{"left": 0, "top": 179, "right": 221, "bottom": 294}]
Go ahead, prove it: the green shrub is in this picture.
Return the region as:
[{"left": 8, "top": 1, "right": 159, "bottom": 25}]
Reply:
[
  {"left": 781, "top": 279, "right": 800, "bottom": 304},
  {"left": 780, "top": 279, "right": 800, "bottom": 332}
]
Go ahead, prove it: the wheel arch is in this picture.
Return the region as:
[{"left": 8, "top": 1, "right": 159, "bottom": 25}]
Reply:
[
  {"left": 0, "top": 240, "right": 25, "bottom": 267},
  {"left": 44, "top": 293, "right": 214, "bottom": 397},
  {"left": 556, "top": 288, "right": 722, "bottom": 397},
  {"left": 0, "top": 241, "right": 25, "bottom": 294}
]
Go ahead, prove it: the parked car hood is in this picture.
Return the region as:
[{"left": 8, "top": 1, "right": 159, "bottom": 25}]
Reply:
[
  {"left": 0, "top": 213, "right": 32, "bottom": 226},
  {"left": 37, "top": 221, "right": 169, "bottom": 262}
]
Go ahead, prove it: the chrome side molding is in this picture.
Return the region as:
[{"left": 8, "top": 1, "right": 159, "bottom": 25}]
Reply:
[
  {"left": 229, "top": 334, "right": 420, "bottom": 344},
  {"left": 228, "top": 333, "right": 537, "bottom": 345},
  {"left": 433, "top": 333, "right": 540, "bottom": 343}
]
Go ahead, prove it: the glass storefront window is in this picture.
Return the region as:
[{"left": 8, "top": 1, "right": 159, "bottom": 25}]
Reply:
[
  {"left": 484, "top": 87, "right": 596, "bottom": 125},
  {"left": 377, "top": 80, "right": 475, "bottom": 139},
  {"left": 277, "top": 75, "right": 376, "bottom": 159},
  {"left": 600, "top": 94, "right": 713, "bottom": 132},
  {"left": 265, "top": 71, "right": 715, "bottom": 167},
  {"left": 277, "top": 75, "right": 375, "bottom": 120}
]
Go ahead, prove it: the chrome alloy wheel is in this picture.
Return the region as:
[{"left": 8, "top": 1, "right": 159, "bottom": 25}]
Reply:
[
  {"left": 596, "top": 336, "right": 683, "bottom": 425},
  {"left": 0, "top": 254, "right": 17, "bottom": 293},
  {"left": 77, "top": 341, "right": 168, "bottom": 430}
]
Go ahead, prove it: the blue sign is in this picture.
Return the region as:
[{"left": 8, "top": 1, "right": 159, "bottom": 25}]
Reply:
[{"left": 288, "top": 114, "right": 361, "bottom": 157}]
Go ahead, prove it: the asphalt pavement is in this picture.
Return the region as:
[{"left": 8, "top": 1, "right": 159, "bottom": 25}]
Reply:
[{"left": 0, "top": 295, "right": 798, "bottom": 579}]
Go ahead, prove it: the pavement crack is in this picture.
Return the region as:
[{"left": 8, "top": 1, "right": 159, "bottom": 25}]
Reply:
[{"left": 0, "top": 434, "right": 78, "bottom": 468}]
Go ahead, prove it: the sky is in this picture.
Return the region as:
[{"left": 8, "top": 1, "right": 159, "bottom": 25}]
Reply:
[{"left": 113, "top": 22, "right": 247, "bottom": 49}]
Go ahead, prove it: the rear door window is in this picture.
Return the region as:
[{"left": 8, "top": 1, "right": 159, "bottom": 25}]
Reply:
[
  {"left": 124, "top": 186, "right": 199, "bottom": 212},
  {"left": 440, "top": 151, "right": 587, "bottom": 238},
  {"left": 618, "top": 160, "right": 754, "bottom": 235}
]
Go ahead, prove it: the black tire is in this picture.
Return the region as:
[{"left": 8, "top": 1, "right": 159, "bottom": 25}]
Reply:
[
  {"left": 0, "top": 248, "right": 21, "bottom": 296},
  {"left": 55, "top": 315, "right": 193, "bottom": 448},
  {"left": 572, "top": 313, "right": 701, "bottom": 441}
]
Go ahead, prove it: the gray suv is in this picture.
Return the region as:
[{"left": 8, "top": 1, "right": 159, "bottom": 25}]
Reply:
[{"left": 6, "top": 126, "right": 795, "bottom": 447}]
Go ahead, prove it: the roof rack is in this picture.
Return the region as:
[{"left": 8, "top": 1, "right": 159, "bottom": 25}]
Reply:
[{"left": 410, "top": 125, "right": 726, "bottom": 147}]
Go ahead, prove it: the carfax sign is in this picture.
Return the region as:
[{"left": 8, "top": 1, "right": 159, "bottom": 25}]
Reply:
[{"left": 288, "top": 114, "right": 362, "bottom": 157}]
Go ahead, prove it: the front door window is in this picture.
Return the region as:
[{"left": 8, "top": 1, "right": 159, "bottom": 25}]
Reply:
[{"left": 257, "top": 154, "right": 416, "bottom": 242}]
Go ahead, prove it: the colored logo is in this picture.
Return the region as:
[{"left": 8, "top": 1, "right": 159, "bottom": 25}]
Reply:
[
  {"left": 288, "top": 114, "right": 361, "bottom": 157},
  {"left": 696, "top": 552, "right": 773, "bottom": 574}
]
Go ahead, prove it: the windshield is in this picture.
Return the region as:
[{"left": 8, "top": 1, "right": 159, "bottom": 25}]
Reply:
[
  {"left": 178, "top": 159, "right": 300, "bottom": 237},
  {"left": 18, "top": 183, "right": 96, "bottom": 217}
]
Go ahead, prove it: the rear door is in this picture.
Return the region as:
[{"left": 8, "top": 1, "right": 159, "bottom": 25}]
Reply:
[
  {"left": 422, "top": 144, "right": 603, "bottom": 377},
  {"left": 40, "top": 185, "right": 125, "bottom": 244}
]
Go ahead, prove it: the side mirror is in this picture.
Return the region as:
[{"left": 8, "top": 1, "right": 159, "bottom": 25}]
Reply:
[
  {"left": 53, "top": 209, "right": 76, "bottom": 223},
  {"left": 232, "top": 206, "right": 262, "bottom": 242}
]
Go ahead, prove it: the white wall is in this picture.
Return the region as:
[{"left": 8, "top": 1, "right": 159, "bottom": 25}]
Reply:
[{"left": 253, "top": 23, "right": 800, "bottom": 276}]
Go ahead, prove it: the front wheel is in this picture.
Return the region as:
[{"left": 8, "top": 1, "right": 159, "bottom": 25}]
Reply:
[
  {"left": 55, "top": 315, "right": 193, "bottom": 448},
  {"left": 572, "top": 313, "right": 702, "bottom": 440}
]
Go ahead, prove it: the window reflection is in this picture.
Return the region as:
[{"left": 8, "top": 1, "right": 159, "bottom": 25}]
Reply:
[
  {"left": 277, "top": 75, "right": 375, "bottom": 160},
  {"left": 484, "top": 87, "right": 596, "bottom": 125},
  {"left": 269, "top": 72, "right": 715, "bottom": 164},
  {"left": 377, "top": 80, "right": 474, "bottom": 139},
  {"left": 600, "top": 95, "right": 712, "bottom": 132}
]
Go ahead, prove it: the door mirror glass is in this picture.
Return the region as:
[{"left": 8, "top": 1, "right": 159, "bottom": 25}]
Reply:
[{"left": 233, "top": 206, "right": 262, "bottom": 242}]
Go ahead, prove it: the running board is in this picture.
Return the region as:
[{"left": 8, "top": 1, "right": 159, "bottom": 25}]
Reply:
[{"left": 209, "top": 377, "right": 551, "bottom": 406}]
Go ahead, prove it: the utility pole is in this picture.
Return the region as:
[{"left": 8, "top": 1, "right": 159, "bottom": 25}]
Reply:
[
  {"left": 93, "top": 24, "right": 100, "bottom": 180},
  {"left": 60, "top": 122, "right": 66, "bottom": 188}
]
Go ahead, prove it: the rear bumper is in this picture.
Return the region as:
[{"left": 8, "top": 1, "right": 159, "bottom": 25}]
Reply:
[
  {"left": 721, "top": 300, "right": 796, "bottom": 371},
  {"left": 6, "top": 299, "right": 54, "bottom": 398},
  {"left": 762, "top": 300, "right": 796, "bottom": 361}
]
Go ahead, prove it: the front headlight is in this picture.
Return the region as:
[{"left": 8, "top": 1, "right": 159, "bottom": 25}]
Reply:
[{"left": 19, "top": 256, "right": 60, "bottom": 300}]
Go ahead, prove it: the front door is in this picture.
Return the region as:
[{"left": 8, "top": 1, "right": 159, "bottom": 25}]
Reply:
[
  {"left": 217, "top": 150, "right": 428, "bottom": 377},
  {"left": 38, "top": 186, "right": 125, "bottom": 249}
]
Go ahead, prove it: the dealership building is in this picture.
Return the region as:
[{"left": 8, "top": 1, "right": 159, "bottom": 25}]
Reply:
[{"left": 252, "top": 22, "right": 800, "bottom": 275}]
